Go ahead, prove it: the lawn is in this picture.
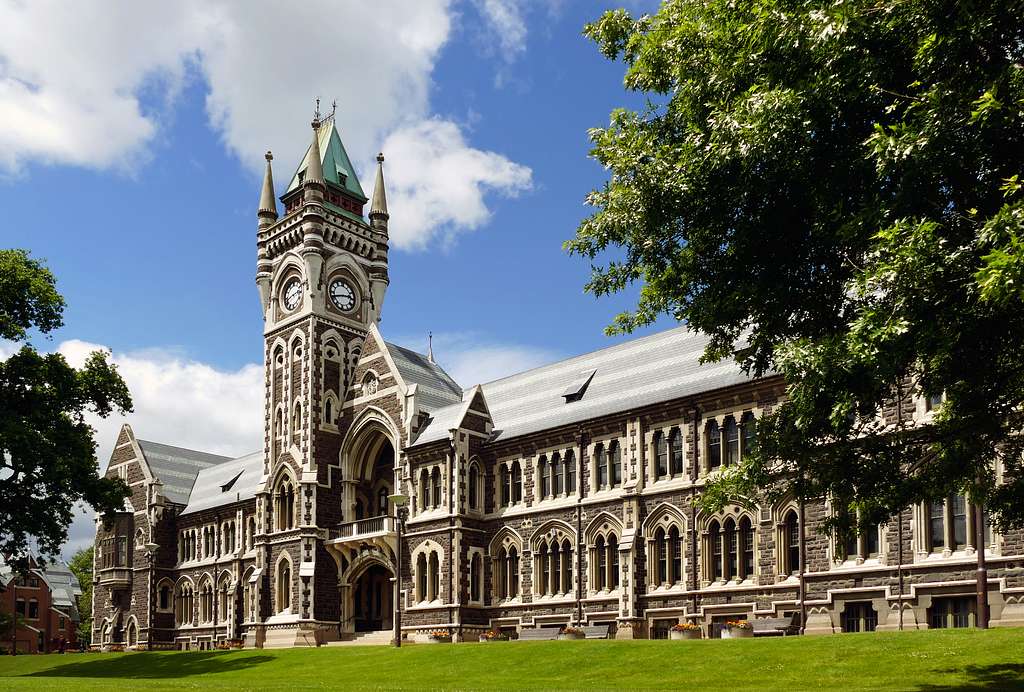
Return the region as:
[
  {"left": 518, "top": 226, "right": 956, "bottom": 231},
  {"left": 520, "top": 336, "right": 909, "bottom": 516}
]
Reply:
[{"left": 1, "top": 628, "right": 1022, "bottom": 690}]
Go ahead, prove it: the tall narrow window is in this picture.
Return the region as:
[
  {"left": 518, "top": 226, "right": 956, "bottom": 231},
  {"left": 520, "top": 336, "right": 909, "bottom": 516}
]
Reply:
[
  {"left": 539, "top": 456, "right": 549, "bottom": 498},
  {"left": 863, "top": 525, "right": 879, "bottom": 558},
  {"left": 655, "top": 528, "right": 667, "bottom": 583},
  {"left": 929, "top": 500, "right": 945, "bottom": 551},
  {"left": 539, "top": 542, "right": 550, "bottom": 595},
  {"left": 596, "top": 444, "right": 608, "bottom": 487},
  {"left": 724, "top": 518, "right": 737, "bottom": 579},
  {"left": 500, "top": 465, "right": 510, "bottom": 507},
  {"left": 669, "top": 526, "right": 682, "bottom": 583},
  {"left": 785, "top": 511, "right": 800, "bottom": 574},
  {"left": 925, "top": 392, "right": 944, "bottom": 412},
  {"left": 420, "top": 469, "right": 430, "bottom": 511},
  {"left": 509, "top": 546, "right": 520, "bottom": 596},
  {"left": 654, "top": 432, "right": 668, "bottom": 479},
  {"left": 710, "top": 521, "right": 723, "bottom": 580},
  {"left": 724, "top": 417, "right": 739, "bottom": 466},
  {"left": 707, "top": 421, "right": 721, "bottom": 471},
  {"left": 740, "top": 517, "right": 754, "bottom": 579},
  {"left": 470, "top": 553, "right": 481, "bottom": 601},
  {"left": 565, "top": 451, "right": 576, "bottom": 494},
  {"left": 429, "top": 552, "right": 440, "bottom": 601},
  {"left": 610, "top": 442, "right": 622, "bottom": 487},
  {"left": 495, "top": 549, "right": 508, "bottom": 599},
  {"left": 596, "top": 536, "right": 607, "bottom": 590},
  {"left": 417, "top": 554, "right": 428, "bottom": 601},
  {"left": 431, "top": 467, "right": 442, "bottom": 508},
  {"left": 511, "top": 461, "right": 523, "bottom": 503},
  {"left": 468, "top": 464, "right": 479, "bottom": 510},
  {"left": 550, "top": 541, "right": 560, "bottom": 594},
  {"left": 741, "top": 412, "right": 756, "bottom": 460},
  {"left": 561, "top": 539, "right": 573, "bottom": 594},
  {"left": 552, "top": 452, "right": 563, "bottom": 496},
  {"left": 951, "top": 495, "right": 968, "bottom": 549},
  {"left": 609, "top": 535, "right": 620, "bottom": 588},
  {"left": 669, "top": 428, "right": 683, "bottom": 476}
]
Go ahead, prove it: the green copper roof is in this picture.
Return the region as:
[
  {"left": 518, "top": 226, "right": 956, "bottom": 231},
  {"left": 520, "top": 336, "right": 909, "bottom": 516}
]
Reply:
[{"left": 285, "top": 120, "right": 367, "bottom": 202}]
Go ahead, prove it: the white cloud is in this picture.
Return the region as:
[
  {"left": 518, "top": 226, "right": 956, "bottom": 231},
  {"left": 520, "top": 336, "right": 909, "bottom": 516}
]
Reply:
[
  {"left": 381, "top": 119, "right": 532, "bottom": 249},
  {"left": 474, "top": 0, "right": 529, "bottom": 63},
  {"left": 0, "top": 0, "right": 531, "bottom": 249},
  {"left": 397, "top": 331, "right": 558, "bottom": 386},
  {"left": 53, "top": 340, "right": 263, "bottom": 559}
]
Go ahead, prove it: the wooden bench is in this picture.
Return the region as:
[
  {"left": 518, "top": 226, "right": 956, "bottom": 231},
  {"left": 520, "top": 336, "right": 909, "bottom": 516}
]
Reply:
[
  {"left": 751, "top": 614, "right": 800, "bottom": 637},
  {"left": 517, "top": 627, "right": 561, "bottom": 641},
  {"left": 583, "top": 625, "right": 610, "bottom": 639}
]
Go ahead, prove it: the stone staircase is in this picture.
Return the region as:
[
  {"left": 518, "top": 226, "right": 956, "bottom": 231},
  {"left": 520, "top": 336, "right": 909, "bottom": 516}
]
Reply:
[{"left": 327, "top": 630, "right": 394, "bottom": 647}]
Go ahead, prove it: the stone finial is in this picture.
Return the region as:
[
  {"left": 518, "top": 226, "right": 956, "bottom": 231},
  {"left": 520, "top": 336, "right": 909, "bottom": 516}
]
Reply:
[
  {"left": 369, "top": 152, "right": 389, "bottom": 221},
  {"left": 258, "top": 150, "right": 277, "bottom": 220},
  {"left": 305, "top": 120, "right": 325, "bottom": 187}
]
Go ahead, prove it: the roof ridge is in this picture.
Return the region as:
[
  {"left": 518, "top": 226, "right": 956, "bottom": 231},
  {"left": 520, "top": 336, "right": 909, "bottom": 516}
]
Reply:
[{"left": 136, "top": 438, "right": 235, "bottom": 460}]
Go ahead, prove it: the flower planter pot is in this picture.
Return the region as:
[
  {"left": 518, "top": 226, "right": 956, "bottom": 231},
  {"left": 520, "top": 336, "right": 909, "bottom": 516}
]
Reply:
[
  {"left": 669, "top": 629, "right": 701, "bottom": 640},
  {"left": 724, "top": 627, "right": 753, "bottom": 639},
  {"left": 558, "top": 632, "right": 585, "bottom": 640},
  {"left": 426, "top": 636, "right": 452, "bottom": 644}
]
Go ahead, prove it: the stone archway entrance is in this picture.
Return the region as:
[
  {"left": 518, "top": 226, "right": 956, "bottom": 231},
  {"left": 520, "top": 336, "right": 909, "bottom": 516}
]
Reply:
[{"left": 352, "top": 563, "right": 393, "bottom": 632}]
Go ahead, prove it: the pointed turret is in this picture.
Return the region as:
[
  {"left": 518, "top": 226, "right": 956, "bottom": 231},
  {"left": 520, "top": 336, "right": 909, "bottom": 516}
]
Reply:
[
  {"left": 257, "top": 151, "right": 278, "bottom": 226},
  {"left": 369, "top": 152, "right": 389, "bottom": 233},
  {"left": 427, "top": 331, "right": 435, "bottom": 364},
  {"left": 305, "top": 118, "right": 326, "bottom": 188}
]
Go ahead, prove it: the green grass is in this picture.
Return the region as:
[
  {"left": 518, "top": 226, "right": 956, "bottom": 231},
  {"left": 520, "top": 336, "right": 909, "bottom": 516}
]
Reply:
[{"left": 0, "top": 628, "right": 1022, "bottom": 690}]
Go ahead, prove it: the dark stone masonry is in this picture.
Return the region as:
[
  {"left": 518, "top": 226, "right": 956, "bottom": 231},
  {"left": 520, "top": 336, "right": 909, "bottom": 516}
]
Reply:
[{"left": 91, "top": 117, "right": 1024, "bottom": 650}]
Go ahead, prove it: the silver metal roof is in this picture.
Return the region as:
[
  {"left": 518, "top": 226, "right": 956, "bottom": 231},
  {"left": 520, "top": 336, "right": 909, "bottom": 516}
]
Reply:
[
  {"left": 180, "top": 450, "right": 263, "bottom": 516},
  {"left": 138, "top": 440, "right": 234, "bottom": 505},
  {"left": 384, "top": 341, "right": 463, "bottom": 412},
  {"left": 409, "top": 394, "right": 472, "bottom": 447},
  {"left": 412, "top": 326, "right": 754, "bottom": 445}
]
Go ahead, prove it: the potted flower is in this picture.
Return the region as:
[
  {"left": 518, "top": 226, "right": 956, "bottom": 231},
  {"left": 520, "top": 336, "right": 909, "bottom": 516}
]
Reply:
[
  {"left": 722, "top": 620, "right": 753, "bottom": 639},
  {"left": 558, "top": 626, "right": 585, "bottom": 641},
  {"left": 426, "top": 629, "right": 452, "bottom": 643},
  {"left": 479, "top": 630, "right": 508, "bottom": 643},
  {"left": 669, "top": 622, "right": 702, "bottom": 640}
]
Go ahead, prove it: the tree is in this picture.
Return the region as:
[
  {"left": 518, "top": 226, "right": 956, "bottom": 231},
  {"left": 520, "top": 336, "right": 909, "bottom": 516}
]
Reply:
[
  {"left": 569, "top": 1, "right": 1024, "bottom": 530},
  {"left": 68, "top": 546, "right": 94, "bottom": 644},
  {"left": 0, "top": 249, "right": 132, "bottom": 562}
]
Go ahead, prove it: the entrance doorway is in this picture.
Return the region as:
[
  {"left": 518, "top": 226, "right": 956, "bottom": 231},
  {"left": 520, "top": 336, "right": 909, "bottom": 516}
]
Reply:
[{"left": 353, "top": 564, "right": 393, "bottom": 632}]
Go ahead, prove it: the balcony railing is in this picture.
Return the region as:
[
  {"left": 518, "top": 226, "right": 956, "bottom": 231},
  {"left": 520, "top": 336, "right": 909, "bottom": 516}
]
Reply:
[
  {"left": 329, "top": 515, "right": 395, "bottom": 541},
  {"left": 97, "top": 567, "right": 131, "bottom": 588}
]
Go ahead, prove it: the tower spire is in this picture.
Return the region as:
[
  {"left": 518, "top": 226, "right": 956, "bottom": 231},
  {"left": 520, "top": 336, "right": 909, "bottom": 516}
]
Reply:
[
  {"left": 258, "top": 151, "right": 277, "bottom": 224},
  {"left": 427, "top": 331, "right": 434, "bottom": 364},
  {"left": 369, "top": 152, "right": 389, "bottom": 224},
  {"left": 305, "top": 116, "right": 325, "bottom": 187}
]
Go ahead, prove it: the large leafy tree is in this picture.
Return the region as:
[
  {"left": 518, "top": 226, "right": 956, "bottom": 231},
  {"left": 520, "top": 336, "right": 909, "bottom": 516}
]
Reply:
[
  {"left": 68, "top": 546, "right": 93, "bottom": 643},
  {"left": 569, "top": 1, "right": 1024, "bottom": 530},
  {"left": 0, "top": 250, "right": 131, "bottom": 561}
]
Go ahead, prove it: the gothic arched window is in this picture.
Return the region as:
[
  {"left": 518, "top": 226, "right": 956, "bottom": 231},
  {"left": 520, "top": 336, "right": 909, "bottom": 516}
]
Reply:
[{"left": 707, "top": 421, "right": 722, "bottom": 471}]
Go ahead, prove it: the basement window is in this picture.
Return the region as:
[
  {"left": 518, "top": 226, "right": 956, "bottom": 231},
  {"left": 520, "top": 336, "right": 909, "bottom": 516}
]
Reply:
[{"left": 562, "top": 369, "right": 596, "bottom": 403}]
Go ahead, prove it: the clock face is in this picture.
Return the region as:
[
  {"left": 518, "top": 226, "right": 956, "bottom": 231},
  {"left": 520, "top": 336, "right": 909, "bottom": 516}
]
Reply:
[
  {"left": 329, "top": 279, "right": 356, "bottom": 311},
  {"left": 282, "top": 279, "right": 302, "bottom": 311}
]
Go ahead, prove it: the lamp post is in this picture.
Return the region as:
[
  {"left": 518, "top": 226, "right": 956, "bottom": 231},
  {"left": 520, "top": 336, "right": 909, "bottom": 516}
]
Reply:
[
  {"left": 144, "top": 542, "right": 159, "bottom": 650},
  {"left": 389, "top": 493, "right": 409, "bottom": 648}
]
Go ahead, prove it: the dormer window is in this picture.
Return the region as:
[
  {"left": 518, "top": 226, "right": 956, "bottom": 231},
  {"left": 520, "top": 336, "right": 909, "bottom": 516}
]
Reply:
[{"left": 562, "top": 369, "right": 596, "bottom": 403}]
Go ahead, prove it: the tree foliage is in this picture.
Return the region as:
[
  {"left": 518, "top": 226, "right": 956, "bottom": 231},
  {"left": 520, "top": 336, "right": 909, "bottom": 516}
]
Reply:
[
  {"left": 69, "top": 546, "right": 93, "bottom": 644},
  {"left": 571, "top": 1, "right": 1024, "bottom": 530},
  {"left": 0, "top": 249, "right": 131, "bottom": 561}
]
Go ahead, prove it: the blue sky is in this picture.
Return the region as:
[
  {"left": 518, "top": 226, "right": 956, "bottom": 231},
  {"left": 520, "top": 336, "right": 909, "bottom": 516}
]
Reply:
[{"left": 0, "top": 1, "right": 665, "bottom": 554}]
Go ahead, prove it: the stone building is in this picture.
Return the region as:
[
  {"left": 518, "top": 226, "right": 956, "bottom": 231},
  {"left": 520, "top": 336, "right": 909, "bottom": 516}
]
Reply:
[{"left": 91, "top": 115, "right": 1024, "bottom": 649}]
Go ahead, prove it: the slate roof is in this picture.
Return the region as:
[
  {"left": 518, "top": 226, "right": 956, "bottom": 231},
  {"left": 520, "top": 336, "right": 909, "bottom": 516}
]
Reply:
[
  {"left": 384, "top": 341, "right": 463, "bottom": 412},
  {"left": 411, "top": 326, "right": 754, "bottom": 446},
  {"left": 410, "top": 395, "right": 472, "bottom": 447},
  {"left": 137, "top": 440, "right": 233, "bottom": 506},
  {"left": 284, "top": 119, "right": 367, "bottom": 202},
  {"left": 180, "top": 451, "right": 263, "bottom": 516},
  {"left": 40, "top": 561, "right": 82, "bottom": 618}
]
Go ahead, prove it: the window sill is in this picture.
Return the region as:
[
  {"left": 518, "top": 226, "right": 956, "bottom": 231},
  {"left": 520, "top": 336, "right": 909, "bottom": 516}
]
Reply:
[
  {"left": 645, "top": 582, "right": 687, "bottom": 595},
  {"left": 408, "top": 600, "right": 446, "bottom": 611},
  {"left": 530, "top": 594, "right": 576, "bottom": 605},
  {"left": 832, "top": 557, "right": 883, "bottom": 571},
  {"left": 705, "top": 578, "right": 758, "bottom": 589},
  {"left": 585, "top": 588, "right": 622, "bottom": 601}
]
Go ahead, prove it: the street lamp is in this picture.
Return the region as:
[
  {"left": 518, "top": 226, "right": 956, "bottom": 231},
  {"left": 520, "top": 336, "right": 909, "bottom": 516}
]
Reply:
[
  {"left": 388, "top": 493, "right": 409, "bottom": 648},
  {"left": 144, "top": 542, "right": 159, "bottom": 650}
]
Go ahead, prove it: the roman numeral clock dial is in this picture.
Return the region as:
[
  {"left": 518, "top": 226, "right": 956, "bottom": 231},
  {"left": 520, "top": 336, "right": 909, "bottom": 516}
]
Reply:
[{"left": 329, "top": 279, "right": 355, "bottom": 312}]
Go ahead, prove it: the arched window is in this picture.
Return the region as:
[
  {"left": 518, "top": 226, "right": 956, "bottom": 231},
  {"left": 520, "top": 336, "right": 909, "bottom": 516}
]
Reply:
[
  {"left": 291, "top": 401, "right": 302, "bottom": 443},
  {"left": 276, "top": 477, "right": 295, "bottom": 531},
  {"left": 552, "top": 452, "right": 563, "bottom": 496},
  {"left": 429, "top": 552, "right": 440, "bottom": 601},
  {"left": 511, "top": 461, "right": 523, "bottom": 503},
  {"left": 416, "top": 553, "right": 428, "bottom": 601},
  {"left": 596, "top": 536, "right": 607, "bottom": 590},
  {"left": 175, "top": 581, "right": 194, "bottom": 626},
  {"left": 539, "top": 455, "right": 549, "bottom": 499},
  {"left": 539, "top": 542, "right": 550, "bottom": 595},
  {"left": 499, "top": 465, "right": 511, "bottom": 507},
  {"left": 565, "top": 451, "right": 576, "bottom": 494},
  {"left": 784, "top": 510, "right": 800, "bottom": 575},
  {"left": 470, "top": 553, "right": 482, "bottom": 602},
  {"left": 199, "top": 579, "right": 213, "bottom": 623},
  {"left": 323, "top": 397, "right": 334, "bottom": 424},
  {"left": 550, "top": 540, "right": 561, "bottom": 594},
  {"left": 740, "top": 517, "right": 754, "bottom": 579},
  {"left": 469, "top": 464, "right": 479, "bottom": 510},
  {"left": 654, "top": 432, "right": 668, "bottom": 479},
  {"left": 508, "top": 546, "right": 520, "bottom": 596},
  {"left": 247, "top": 516, "right": 256, "bottom": 550},
  {"left": 277, "top": 560, "right": 292, "bottom": 612},
  {"left": 431, "top": 467, "right": 442, "bottom": 508},
  {"left": 159, "top": 584, "right": 171, "bottom": 610},
  {"left": 419, "top": 468, "right": 430, "bottom": 511},
  {"left": 655, "top": 527, "right": 667, "bottom": 583},
  {"left": 669, "top": 428, "right": 684, "bottom": 476},
  {"left": 561, "top": 539, "right": 573, "bottom": 594},
  {"left": 741, "top": 412, "right": 757, "bottom": 460},
  {"left": 595, "top": 444, "right": 608, "bottom": 487},
  {"left": 724, "top": 518, "right": 738, "bottom": 579},
  {"left": 669, "top": 525, "right": 682, "bottom": 583},
  {"left": 724, "top": 417, "right": 739, "bottom": 466},
  {"left": 609, "top": 535, "right": 620, "bottom": 587},
  {"left": 609, "top": 441, "right": 622, "bottom": 487},
  {"left": 218, "top": 578, "right": 230, "bottom": 622},
  {"left": 275, "top": 408, "right": 285, "bottom": 452},
  {"left": 709, "top": 521, "right": 723, "bottom": 580},
  {"left": 707, "top": 421, "right": 722, "bottom": 471}
]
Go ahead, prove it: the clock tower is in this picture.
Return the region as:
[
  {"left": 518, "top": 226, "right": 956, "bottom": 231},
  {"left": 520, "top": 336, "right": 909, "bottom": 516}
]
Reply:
[{"left": 251, "top": 112, "right": 390, "bottom": 636}]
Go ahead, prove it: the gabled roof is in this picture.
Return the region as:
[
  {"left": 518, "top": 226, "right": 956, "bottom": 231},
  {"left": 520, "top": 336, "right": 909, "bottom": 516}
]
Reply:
[
  {"left": 284, "top": 119, "right": 367, "bottom": 202},
  {"left": 180, "top": 451, "right": 263, "bottom": 516},
  {"left": 383, "top": 341, "right": 463, "bottom": 412},
  {"left": 409, "top": 325, "right": 756, "bottom": 445},
  {"left": 137, "top": 440, "right": 233, "bottom": 506},
  {"left": 410, "top": 384, "right": 489, "bottom": 448}
]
